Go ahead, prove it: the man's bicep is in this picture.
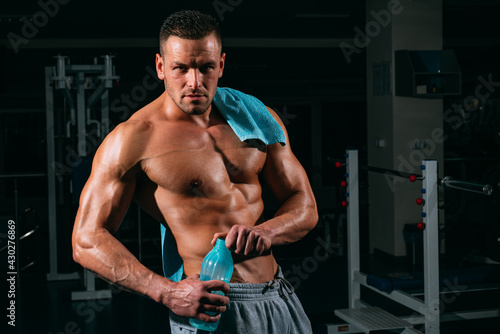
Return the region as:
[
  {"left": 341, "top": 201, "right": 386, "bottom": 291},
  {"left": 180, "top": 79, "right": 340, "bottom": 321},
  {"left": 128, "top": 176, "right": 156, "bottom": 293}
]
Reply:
[
  {"left": 261, "top": 106, "right": 312, "bottom": 202},
  {"left": 74, "top": 150, "right": 137, "bottom": 241},
  {"left": 262, "top": 144, "right": 310, "bottom": 204},
  {"left": 75, "top": 123, "right": 141, "bottom": 234}
]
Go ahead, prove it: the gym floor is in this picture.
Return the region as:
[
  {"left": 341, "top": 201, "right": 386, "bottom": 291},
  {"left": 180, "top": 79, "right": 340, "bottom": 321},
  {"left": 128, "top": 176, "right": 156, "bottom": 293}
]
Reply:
[{"left": 11, "top": 227, "right": 500, "bottom": 334}]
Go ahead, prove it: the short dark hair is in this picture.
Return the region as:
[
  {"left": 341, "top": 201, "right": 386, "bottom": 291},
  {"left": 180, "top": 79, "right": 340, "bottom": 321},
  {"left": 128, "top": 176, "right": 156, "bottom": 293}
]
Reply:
[{"left": 159, "top": 10, "right": 222, "bottom": 55}]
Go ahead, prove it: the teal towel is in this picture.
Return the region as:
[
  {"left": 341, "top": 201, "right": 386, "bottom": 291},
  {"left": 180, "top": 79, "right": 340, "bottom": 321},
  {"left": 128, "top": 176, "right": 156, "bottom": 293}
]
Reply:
[
  {"left": 160, "top": 224, "right": 184, "bottom": 282},
  {"left": 160, "top": 87, "right": 286, "bottom": 281},
  {"left": 213, "top": 87, "right": 286, "bottom": 146}
]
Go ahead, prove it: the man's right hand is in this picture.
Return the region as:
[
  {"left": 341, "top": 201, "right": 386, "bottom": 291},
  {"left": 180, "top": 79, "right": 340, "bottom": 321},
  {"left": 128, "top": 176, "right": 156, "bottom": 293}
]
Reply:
[{"left": 162, "top": 275, "right": 230, "bottom": 322}]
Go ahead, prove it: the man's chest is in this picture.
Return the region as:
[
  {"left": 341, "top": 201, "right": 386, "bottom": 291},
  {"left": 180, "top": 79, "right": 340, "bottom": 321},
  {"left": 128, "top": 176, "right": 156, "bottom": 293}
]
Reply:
[{"left": 140, "top": 122, "right": 267, "bottom": 196}]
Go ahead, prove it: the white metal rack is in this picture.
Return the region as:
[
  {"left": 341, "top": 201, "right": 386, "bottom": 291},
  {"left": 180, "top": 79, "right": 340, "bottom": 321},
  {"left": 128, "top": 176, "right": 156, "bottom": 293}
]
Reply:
[{"left": 327, "top": 149, "right": 500, "bottom": 334}]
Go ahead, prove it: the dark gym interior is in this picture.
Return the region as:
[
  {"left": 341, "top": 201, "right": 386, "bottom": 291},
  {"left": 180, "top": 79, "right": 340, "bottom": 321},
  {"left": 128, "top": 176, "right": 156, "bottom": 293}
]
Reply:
[{"left": 1, "top": 1, "right": 500, "bottom": 333}]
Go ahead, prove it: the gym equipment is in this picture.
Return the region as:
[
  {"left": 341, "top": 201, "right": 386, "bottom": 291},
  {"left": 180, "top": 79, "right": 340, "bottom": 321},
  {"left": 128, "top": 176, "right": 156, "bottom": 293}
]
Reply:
[
  {"left": 440, "top": 176, "right": 493, "bottom": 196},
  {"left": 328, "top": 149, "right": 499, "bottom": 334},
  {"left": 45, "top": 55, "right": 119, "bottom": 299},
  {"left": 0, "top": 173, "right": 44, "bottom": 225},
  {"left": 0, "top": 174, "right": 44, "bottom": 285}
]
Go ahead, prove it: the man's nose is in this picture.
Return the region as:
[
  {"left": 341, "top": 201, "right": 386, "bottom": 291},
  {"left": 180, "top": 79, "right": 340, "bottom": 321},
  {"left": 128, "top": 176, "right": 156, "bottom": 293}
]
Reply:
[{"left": 187, "top": 69, "right": 201, "bottom": 89}]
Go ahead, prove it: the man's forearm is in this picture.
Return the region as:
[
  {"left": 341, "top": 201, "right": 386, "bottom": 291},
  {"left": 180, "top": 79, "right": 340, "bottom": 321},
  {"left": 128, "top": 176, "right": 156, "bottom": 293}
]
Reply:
[
  {"left": 73, "top": 227, "right": 231, "bottom": 321},
  {"left": 257, "top": 190, "right": 318, "bottom": 246},
  {"left": 72, "top": 228, "right": 168, "bottom": 303}
]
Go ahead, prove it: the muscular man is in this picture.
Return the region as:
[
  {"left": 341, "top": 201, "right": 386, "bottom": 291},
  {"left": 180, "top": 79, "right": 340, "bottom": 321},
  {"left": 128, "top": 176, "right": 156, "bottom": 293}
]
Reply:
[{"left": 72, "top": 10, "right": 318, "bottom": 333}]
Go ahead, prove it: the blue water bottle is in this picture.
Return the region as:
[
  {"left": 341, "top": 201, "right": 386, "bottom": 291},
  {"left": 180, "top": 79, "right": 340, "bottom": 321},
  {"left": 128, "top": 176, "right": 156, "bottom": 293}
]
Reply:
[{"left": 189, "top": 238, "right": 234, "bottom": 331}]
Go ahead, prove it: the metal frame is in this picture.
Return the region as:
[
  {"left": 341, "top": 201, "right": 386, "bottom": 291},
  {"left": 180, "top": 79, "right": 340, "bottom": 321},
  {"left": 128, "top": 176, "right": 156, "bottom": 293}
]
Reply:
[
  {"left": 328, "top": 149, "right": 500, "bottom": 334},
  {"left": 346, "top": 150, "right": 360, "bottom": 309},
  {"left": 45, "top": 66, "right": 79, "bottom": 282},
  {"left": 0, "top": 37, "right": 353, "bottom": 50},
  {"left": 422, "top": 160, "right": 440, "bottom": 333},
  {"left": 45, "top": 56, "right": 118, "bottom": 298}
]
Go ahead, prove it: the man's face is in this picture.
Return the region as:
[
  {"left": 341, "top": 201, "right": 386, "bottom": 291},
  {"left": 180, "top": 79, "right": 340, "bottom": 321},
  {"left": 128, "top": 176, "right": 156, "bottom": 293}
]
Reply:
[{"left": 156, "top": 34, "right": 225, "bottom": 115}]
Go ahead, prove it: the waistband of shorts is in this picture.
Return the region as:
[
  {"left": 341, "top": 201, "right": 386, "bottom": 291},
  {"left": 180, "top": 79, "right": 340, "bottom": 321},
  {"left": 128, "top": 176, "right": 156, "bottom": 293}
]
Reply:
[
  {"left": 226, "top": 281, "right": 280, "bottom": 300},
  {"left": 226, "top": 266, "right": 294, "bottom": 301}
]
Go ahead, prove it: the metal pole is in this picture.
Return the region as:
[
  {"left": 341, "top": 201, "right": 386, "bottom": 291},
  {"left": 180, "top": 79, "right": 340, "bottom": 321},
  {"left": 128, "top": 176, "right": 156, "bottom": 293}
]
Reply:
[
  {"left": 440, "top": 176, "right": 493, "bottom": 195},
  {"left": 76, "top": 72, "right": 86, "bottom": 157},
  {"left": 422, "top": 160, "right": 440, "bottom": 334},
  {"left": 45, "top": 66, "right": 80, "bottom": 281},
  {"left": 45, "top": 66, "right": 59, "bottom": 280},
  {"left": 346, "top": 149, "right": 360, "bottom": 309},
  {"left": 101, "top": 89, "right": 110, "bottom": 136}
]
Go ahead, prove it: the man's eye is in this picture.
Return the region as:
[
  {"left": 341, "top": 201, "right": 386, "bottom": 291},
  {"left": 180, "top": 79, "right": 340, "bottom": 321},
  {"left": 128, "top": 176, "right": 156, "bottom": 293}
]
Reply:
[{"left": 200, "top": 66, "right": 214, "bottom": 72}]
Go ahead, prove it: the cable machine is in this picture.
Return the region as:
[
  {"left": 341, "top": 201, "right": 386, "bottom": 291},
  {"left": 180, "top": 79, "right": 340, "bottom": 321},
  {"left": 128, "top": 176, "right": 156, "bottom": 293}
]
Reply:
[{"left": 45, "top": 55, "right": 119, "bottom": 300}]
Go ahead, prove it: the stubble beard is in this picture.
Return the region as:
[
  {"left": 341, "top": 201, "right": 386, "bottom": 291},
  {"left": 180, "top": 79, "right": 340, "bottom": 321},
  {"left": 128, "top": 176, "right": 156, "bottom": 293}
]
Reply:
[{"left": 166, "top": 84, "right": 213, "bottom": 116}]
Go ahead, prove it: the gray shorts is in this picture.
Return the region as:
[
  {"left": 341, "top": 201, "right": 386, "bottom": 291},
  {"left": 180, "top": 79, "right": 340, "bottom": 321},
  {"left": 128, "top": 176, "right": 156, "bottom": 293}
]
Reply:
[{"left": 169, "top": 269, "right": 313, "bottom": 334}]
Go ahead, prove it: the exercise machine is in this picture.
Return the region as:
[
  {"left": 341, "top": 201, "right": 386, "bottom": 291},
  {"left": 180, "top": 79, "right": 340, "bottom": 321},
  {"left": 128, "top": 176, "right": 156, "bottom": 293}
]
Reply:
[
  {"left": 45, "top": 55, "right": 119, "bottom": 300},
  {"left": 328, "top": 149, "right": 499, "bottom": 334}
]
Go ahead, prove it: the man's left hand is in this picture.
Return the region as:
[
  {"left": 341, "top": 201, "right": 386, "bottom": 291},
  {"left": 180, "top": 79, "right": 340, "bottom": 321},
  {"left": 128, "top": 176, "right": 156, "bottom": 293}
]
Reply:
[{"left": 212, "top": 225, "right": 272, "bottom": 256}]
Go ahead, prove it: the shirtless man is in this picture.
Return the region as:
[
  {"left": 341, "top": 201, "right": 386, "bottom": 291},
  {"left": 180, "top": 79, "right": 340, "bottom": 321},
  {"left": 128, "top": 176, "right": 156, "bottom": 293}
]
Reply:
[{"left": 72, "top": 10, "right": 318, "bottom": 333}]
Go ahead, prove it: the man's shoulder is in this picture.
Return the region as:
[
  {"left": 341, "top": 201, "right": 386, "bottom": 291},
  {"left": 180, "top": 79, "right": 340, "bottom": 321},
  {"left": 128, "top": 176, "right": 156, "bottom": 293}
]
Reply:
[
  {"left": 94, "top": 117, "right": 155, "bottom": 168},
  {"left": 114, "top": 117, "right": 154, "bottom": 138},
  {"left": 102, "top": 118, "right": 151, "bottom": 149}
]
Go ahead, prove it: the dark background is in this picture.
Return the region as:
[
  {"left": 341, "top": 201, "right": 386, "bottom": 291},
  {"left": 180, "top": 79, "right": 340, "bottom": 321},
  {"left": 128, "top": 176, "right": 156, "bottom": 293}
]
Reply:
[{"left": 1, "top": 0, "right": 500, "bottom": 333}]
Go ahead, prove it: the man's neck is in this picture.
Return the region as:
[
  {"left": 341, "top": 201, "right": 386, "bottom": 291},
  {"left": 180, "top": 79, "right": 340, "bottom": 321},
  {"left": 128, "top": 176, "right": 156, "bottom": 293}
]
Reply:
[{"left": 161, "top": 92, "right": 214, "bottom": 127}]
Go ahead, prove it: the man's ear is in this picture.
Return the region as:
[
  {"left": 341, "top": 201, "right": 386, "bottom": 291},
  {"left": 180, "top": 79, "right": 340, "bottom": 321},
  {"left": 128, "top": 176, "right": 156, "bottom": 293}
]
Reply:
[
  {"left": 156, "top": 53, "right": 165, "bottom": 80},
  {"left": 218, "top": 53, "right": 226, "bottom": 79}
]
